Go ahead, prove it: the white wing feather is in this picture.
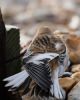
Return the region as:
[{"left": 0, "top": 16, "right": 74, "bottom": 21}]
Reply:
[
  {"left": 28, "top": 53, "right": 59, "bottom": 64},
  {"left": 3, "top": 70, "right": 29, "bottom": 88}
]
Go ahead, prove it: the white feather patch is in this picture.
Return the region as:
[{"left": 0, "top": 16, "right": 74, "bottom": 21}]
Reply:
[
  {"left": 55, "top": 43, "right": 62, "bottom": 50},
  {"left": 11, "top": 75, "right": 28, "bottom": 88},
  {"left": 58, "top": 65, "right": 65, "bottom": 77},
  {"left": 50, "top": 67, "right": 66, "bottom": 99},
  {"left": 3, "top": 70, "right": 29, "bottom": 88},
  {"left": 50, "top": 67, "right": 59, "bottom": 96},
  {"left": 3, "top": 70, "right": 28, "bottom": 81},
  {"left": 28, "top": 53, "right": 59, "bottom": 64}
]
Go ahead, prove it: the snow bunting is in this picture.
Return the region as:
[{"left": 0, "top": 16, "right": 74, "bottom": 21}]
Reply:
[{"left": 3, "top": 27, "right": 70, "bottom": 100}]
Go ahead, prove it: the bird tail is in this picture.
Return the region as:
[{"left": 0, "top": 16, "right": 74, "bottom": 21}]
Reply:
[{"left": 3, "top": 70, "right": 29, "bottom": 91}]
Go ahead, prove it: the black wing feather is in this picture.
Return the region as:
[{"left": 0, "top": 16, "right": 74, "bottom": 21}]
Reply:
[
  {"left": 27, "top": 68, "right": 48, "bottom": 91},
  {"left": 25, "top": 63, "right": 52, "bottom": 92}
]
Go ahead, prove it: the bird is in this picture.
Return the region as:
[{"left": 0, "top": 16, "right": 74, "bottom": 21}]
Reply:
[{"left": 3, "top": 26, "right": 70, "bottom": 100}]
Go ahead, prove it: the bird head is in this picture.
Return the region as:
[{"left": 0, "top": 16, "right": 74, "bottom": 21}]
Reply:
[{"left": 28, "top": 26, "right": 66, "bottom": 55}]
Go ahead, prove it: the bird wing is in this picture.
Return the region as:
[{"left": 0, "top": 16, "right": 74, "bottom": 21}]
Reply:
[{"left": 23, "top": 52, "right": 59, "bottom": 92}]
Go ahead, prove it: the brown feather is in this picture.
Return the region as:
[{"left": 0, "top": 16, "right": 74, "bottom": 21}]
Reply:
[
  {"left": 26, "top": 27, "right": 66, "bottom": 76},
  {"left": 29, "top": 27, "right": 66, "bottom": 54}
]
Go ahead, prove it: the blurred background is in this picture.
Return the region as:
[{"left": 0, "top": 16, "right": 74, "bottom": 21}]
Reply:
[
  {"left": 0, "top": 0, "right": 80, "bottom": 100},
  {"left": 0, "top": 0, "right": 80, "bottom": 49}
]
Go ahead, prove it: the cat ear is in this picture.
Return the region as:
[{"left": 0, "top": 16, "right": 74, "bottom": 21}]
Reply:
[{"left": 37, "top": 26, "right": 52, "bottom": 35}]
